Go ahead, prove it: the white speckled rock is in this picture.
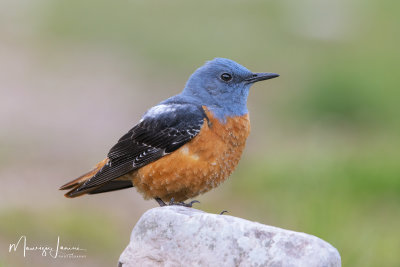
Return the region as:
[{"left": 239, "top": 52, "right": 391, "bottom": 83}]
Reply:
[{"left": 119, "top": 206, "right": 341, "bottom": 267}]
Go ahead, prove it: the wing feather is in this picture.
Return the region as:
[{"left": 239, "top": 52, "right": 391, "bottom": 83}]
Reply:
[{"left": 70, "top": 103, "right": 206, "bottom": 194}]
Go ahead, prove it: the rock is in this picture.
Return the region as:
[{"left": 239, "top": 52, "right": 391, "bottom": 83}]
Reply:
[{"left": 119, "top": 206, "right": 341, "bottom": 267}]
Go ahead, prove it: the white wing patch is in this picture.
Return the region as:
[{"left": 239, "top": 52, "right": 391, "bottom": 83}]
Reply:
[{"left": 144, "top": 104, "right": 180, "bottom": 118}]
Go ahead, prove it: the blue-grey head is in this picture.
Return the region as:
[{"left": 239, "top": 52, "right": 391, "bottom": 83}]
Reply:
[{"left": 180, "top": 58, "right": 279, "bottom": 121}]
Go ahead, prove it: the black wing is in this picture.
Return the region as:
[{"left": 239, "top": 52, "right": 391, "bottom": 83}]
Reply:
[{"left": 74, "top": 103, "right": 207, "bottom": 193}]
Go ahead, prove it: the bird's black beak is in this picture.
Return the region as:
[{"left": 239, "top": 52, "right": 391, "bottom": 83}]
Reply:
[{"left": 245, "top": 72, "right": 280, "bottom": 83}]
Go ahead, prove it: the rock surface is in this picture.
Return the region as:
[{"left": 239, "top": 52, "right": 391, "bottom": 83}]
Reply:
[{"left": 119, "top": 206, "right": 341, "bottom": 267}]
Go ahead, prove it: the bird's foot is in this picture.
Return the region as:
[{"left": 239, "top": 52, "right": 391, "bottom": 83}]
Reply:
[
  {"left": 169, "top": 198, "right": 200, "bottom": 207},
  {"left": 219, "top": 210, "right": 228, "bottom": 215},
  {"left": 155, "top": 197, "right": 200, "bottom": 207}
]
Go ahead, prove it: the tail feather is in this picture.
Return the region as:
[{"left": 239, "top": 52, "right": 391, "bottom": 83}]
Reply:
[
  {"left": 60, "top": 158, "right": 109, "bottom": 198},
  {"left": 64, "top": 185, "right": 98, "bottom": 198},
  {"left": 88, "top": 180, "right": 133, "bottom": 195}
]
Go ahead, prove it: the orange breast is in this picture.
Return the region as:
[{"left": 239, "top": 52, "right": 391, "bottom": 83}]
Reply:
[{"left": 130, "top": 108, "right": 251, "bottom": 202}]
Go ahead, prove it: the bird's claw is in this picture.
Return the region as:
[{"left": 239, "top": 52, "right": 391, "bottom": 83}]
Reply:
[
  {"left": 169, "top": 198, "right": 200, "bottom": 207},
  {"left": 220, "top": 210, "right": 228, "bottom": 215},
  {"left": 185, "top": 200, "right": 200, "bottom": 207}
]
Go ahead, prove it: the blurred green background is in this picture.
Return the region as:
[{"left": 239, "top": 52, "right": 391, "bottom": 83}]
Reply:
[{"left": 0, "top": 0, "right": 399, "bottom": 266}]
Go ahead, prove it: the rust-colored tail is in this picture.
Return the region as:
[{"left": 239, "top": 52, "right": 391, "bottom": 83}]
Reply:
[{"left": 60, "top": 158, "right": 109, "bottom": 198}]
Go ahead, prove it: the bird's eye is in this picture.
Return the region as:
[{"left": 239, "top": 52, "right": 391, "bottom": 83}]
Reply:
[{"left": 220, "top": 73, "right": 233, "bottom": 82}]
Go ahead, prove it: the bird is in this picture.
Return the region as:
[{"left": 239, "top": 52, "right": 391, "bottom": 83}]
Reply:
[{"left": 60, "top": 58, "right": 279, "bottom": 206}]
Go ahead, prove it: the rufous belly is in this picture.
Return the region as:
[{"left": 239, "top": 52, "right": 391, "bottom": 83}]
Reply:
[{"left": 130, "top": 109, "right": 250, "bottom": 202}]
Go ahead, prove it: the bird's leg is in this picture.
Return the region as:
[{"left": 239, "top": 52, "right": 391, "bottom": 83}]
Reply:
[
  {"left": 155, "top": 197, "right": 167, "bottom": 207},
  {"left": 168, "top": 197, "right": 200, "bottom": 207}
]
